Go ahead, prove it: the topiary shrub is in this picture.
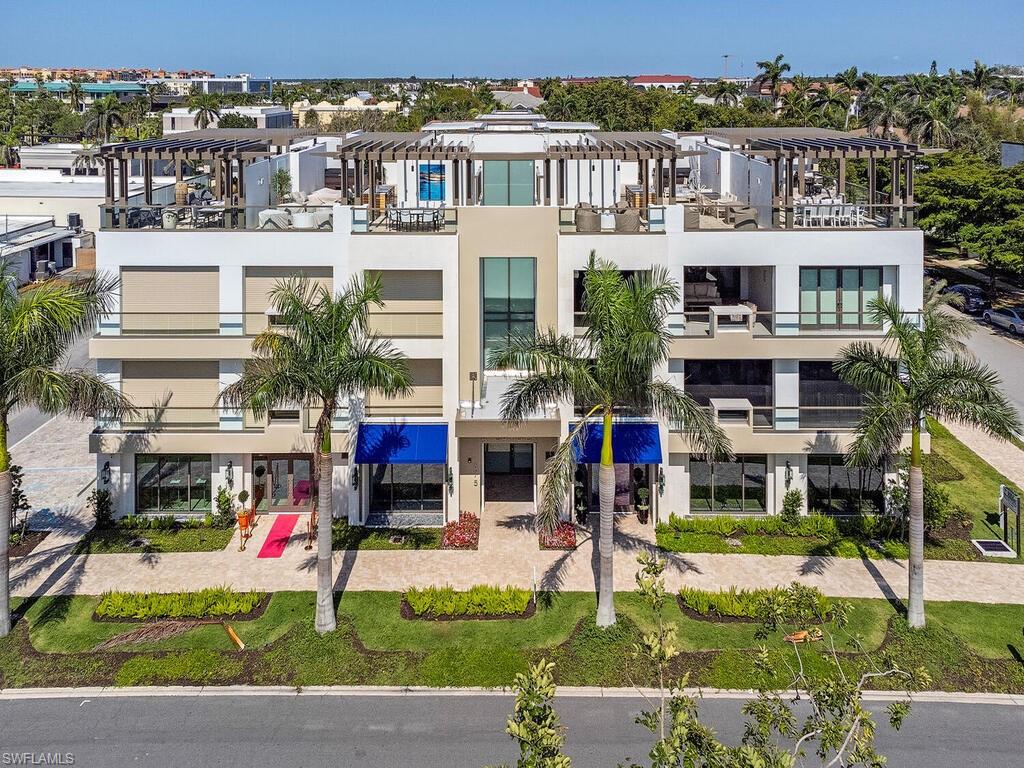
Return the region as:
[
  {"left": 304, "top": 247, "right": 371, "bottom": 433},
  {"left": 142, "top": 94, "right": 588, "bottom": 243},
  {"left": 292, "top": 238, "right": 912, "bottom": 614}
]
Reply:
[
  {"left": 89, "top": 488, "right": 114, "bottom": 529},
  {"left": 780, "top": 489, "right": 804, "bottom": 527}
]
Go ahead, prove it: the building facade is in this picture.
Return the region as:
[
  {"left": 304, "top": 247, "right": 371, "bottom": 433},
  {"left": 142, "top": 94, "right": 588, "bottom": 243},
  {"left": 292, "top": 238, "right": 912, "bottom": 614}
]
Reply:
[{"left": 89, "top": 118, "right": 924, "bottom": 526}]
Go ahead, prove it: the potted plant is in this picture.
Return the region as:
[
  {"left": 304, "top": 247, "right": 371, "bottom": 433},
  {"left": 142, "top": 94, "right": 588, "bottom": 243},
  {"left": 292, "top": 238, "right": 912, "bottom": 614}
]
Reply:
[
  {"left": 235, "top": 489, "right": 252, "bottom": 550},
  {"left": 573, "top": 481, "right": 588, "bottom": 524},
  {"left": 636, "top": 486, "right": 651, "bottom": 524}
]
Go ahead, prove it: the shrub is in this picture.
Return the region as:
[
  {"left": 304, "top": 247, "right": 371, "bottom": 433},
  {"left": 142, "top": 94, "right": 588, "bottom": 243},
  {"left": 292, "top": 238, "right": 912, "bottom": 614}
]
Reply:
[
  {"left": 678, "top": 583, "right": 833, "bottom": 627},
  {"left": 96, "top": 587, "right": 265, "bottom": 620},
  {"left": 404, "top": 584, "right": 532, "bottom": 617},
  {"left": 539, "top": 521, "right": 576, "bottom": 550},
  {"left": 214, "top": 486, "right": 236, "bottom": 528},
  {"left": 780, "top": 489, "right": 804, "bottom": 527},
  {"left": 442, "top": 512, "right": 480, "bottom": 549},
  {"left": 88, "top": 488, "right": 114, "bottom": 529},
  {"left": 665, "top": 514, "right": 838, "bottom": 539}
]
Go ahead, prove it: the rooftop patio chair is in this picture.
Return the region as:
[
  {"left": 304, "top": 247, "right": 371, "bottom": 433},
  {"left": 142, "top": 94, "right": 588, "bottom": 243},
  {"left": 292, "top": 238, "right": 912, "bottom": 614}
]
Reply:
[
  {"left": 399, "top": 209, "right": 414, "bottom": 231},
  {"left": 614, "top": 207, "right": 641, "bottom": 232},
  {"left": 575, "top": 204, "right": 600, "bottom": 232},
  {"left": 386, "top": 208, "right": 400, "bottom": 231}
]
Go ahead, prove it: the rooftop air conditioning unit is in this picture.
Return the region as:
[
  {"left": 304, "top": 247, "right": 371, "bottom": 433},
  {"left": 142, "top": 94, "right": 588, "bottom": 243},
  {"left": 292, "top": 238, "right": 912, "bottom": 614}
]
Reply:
[{"left": 68, "top": 212, "right": 82, "bottom": 231}]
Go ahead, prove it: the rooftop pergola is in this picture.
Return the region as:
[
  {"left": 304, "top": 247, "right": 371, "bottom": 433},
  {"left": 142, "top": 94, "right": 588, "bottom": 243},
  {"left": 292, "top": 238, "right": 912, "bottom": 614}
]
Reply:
[
  {"left": 705, "top": 128, "right": 924, "bottom": 222},
  {"left": 329, "top": 130, "right": 702, "bottom": 207},
  {"left": 96, "top": 132, "right": 312, "bottom": 225}
]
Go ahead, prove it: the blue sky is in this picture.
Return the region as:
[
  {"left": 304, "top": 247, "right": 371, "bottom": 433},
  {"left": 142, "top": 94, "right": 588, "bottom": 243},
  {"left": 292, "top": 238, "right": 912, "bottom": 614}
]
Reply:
[{"left": 5, "top": 0, "right": 1023, "bottom": 78}]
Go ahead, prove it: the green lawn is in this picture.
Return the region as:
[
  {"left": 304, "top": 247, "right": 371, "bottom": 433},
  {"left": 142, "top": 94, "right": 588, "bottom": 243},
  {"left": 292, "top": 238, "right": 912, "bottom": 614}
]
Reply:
[
  {"left": 73, "top": 526, "right": 234, "bottom": 554},
  {"left": 3, "top": 591, "right": 1022, "bottom": 692},
  {"left": 332, "top": 521, "right": 442, "bottom": 550}
]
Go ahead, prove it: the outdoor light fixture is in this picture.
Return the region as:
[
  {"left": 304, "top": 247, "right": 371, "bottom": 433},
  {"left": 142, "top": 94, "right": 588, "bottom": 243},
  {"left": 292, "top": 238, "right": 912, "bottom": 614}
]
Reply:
[
  {"left": 101, "top": 461, "right": 111, "bottom": 485},
  {"left": 446, "top": 466, "right": 454, "bottom": 496},
  {"left": 351, "top": 466, "right": 360, "bottom": 490},
  {"left": 785, "top": 460, "right": 793, "bottom": 490},
  {"left": 658, "top": 468, "right": 666, "bottom": 498},
  {"left": 225, "top": 460, "right": 234, "bottom": 488}
]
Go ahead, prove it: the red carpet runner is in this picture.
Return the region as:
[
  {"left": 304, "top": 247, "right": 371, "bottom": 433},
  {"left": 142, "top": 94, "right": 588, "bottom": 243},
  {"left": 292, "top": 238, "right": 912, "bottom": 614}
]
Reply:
[{"left": 256, "top": 514, "right": 300, "bottom": 558}]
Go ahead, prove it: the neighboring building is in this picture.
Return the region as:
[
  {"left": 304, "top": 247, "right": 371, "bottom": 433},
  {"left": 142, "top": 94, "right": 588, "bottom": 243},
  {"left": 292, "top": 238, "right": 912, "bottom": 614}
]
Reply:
[
  {"left": 631, "top": 74, "right": 696, "bottom": 92},
  {"left": 9, "top": 81, "right": 147, "bottom": 110},
  {"left": 491, "top": 88, "right": 544, "bottom": 111},
  {"left": 292, "top": 97, "right": 400, "bottom": 125},
  {"left": 0, "top": 214, "right": 80, "bottom": 285},
  {"left": 89, "top": 118, "right": 924, "bottom": 526},
  {"left": 142, "top": 73, "right": 272, "bottom": 97},
  {"left": 162, "top": 106, "right": 294, "bottom": 134},
  {"left": 1001, "top": 141, "right": 1024, "bottom": 168}
]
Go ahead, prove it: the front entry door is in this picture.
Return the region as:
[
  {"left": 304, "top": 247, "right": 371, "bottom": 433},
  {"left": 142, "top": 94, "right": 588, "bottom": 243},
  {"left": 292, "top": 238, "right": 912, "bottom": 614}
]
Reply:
[
  {"left": 483, "top": 443, "right": 534, "bottom": 503},
  {"left": 254, "top": 454, "right": 313, "bottom": 512}
]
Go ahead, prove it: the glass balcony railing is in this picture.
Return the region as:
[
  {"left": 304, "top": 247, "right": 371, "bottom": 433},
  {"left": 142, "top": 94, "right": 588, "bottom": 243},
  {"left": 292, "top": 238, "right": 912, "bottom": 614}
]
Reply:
[
  {"left": 558, "top": 206, "right": 666, "bottom": 233},
  {"left": 100, "top": 204, "right": 335, "bottom": 231},
  {"left": 681, "top": 202, "right": 916, "bottom": 232},
  {"left": 99, "top": 311, "right": 443, "bottom": 339},
  {"left": 663, "top": 310, "right": 921, "bottom": 338}
]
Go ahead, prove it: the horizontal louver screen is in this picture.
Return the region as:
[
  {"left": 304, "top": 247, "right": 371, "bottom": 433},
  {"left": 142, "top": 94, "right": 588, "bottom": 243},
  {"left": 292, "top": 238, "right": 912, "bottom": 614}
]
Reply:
[{"left": 121, "top": 267, "right": 219, "bottom": 334}]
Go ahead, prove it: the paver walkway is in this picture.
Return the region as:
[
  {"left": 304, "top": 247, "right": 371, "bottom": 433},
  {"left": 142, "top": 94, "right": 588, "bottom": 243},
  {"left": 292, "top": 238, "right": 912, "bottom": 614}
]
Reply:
[
  {"left": 11, "top": 500, "right": 1024, "bottom": 604},
  {"left": 941, "top": 420, "right": 1024, "bottom": 488}
]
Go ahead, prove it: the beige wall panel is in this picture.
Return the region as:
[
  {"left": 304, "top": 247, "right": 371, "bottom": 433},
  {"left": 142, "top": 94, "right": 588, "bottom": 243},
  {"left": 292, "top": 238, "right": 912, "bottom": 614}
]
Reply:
[
  {"left": 244, "top": 266, "right": 332, "bottom": 334},
  {"left": 121, "top": 266, "right": 219, "bottom": 333}
]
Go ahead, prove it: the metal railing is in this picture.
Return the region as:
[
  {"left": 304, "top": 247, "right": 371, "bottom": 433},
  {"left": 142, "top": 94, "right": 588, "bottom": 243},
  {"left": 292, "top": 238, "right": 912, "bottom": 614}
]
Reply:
[
  {"left": 663, "top": 310, "right": 921, "bottom": 338},
  {"left": 352, "top": 206, "right": 458, "bottom": 234},
  {"left": 559, "top": 206, "right": 666, "bottom": 234},
  {"left": 681, "top": 202, "right": 916, "bottom": 231},
  {"left": 672, "top": 405, "right": 865, "bottom": 432},
  {"left": 99, "top": 405, "right": 345, "bottom": 433},
  {"left": 100, "top": 204, "right": 335, "bottom": 231},
  {"left": 100, "top": 311, "right": 443, "bottom": 339}
]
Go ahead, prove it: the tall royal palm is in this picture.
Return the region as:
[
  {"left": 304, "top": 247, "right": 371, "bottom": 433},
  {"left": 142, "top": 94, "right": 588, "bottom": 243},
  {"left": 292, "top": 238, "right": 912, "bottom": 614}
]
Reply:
[
  {"left": 835, "top": 284, "right": 1019, "bottom": 629},
  {"left": 219, "top": 274, "right": 411, "bottom": 634},
  {"left": 85, "top": 95, "right": 125, "bottom": 144},
  {"left": 0, "top": 262, "right": 134, "bottom": 637},
  {"left": 187, "top": 93, "right": 222, "bottom": 130},
  {"left": 493, "top": 256, "right": 730, "bottom": 627},
  {"left": 754, "top": 54, "right": 791, "bottom": 103},
  {"left": 860, "top": 86, "right": 906, "bottom": 140}
]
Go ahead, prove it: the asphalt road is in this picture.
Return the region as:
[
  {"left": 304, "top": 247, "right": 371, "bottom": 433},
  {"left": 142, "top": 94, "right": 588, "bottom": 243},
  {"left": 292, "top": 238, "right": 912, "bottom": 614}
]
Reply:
[
  {"left": 0, "top": 693, "right": 1021, "bottom": 768},
  {"left": 7, "top": 332, "right": 91, "bottom": 447},
  {"left": 959, "top": 309, "right": 1024, "bottom": 424}
]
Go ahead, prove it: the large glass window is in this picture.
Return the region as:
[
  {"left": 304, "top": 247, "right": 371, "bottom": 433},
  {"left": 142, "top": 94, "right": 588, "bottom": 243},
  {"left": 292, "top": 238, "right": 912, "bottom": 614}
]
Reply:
[
  {"left": 688, "top": 455, "right": 767, "bottom": 513},
  {"left": 807, "top": 455, "right": 885, "bottom": 515},
  {"left": 482, "top": 257, "right": 536, "bottom": 368},
  {"left": 800, "top": 267, "right": 883, "bottom": 329},
  {"left": 798, "top": 361, "right": 864, "bottom": 428},
  {"left": 483, "top": 160, "right": 535, "bottom": 205},
  {"left": 136, "top": 454, "right": 212, "bottom": 513},
  {"left": 368, "top": 464, "right": 444, "bottom": 512}
]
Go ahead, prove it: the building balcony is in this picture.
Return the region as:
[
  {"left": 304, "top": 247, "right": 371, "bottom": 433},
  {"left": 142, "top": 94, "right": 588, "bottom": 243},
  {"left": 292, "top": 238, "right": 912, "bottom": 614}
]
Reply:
[
  {"left": 100, "top": 204, "right": 335, "bottom": 231},
  {"left": 458, "top": 373, "right": 558, "bottom": 422},
  {"left": 558, "top": 206, "right": 666, "bottom": 234},
  {"left": 680, "top": 202, "right": 916, "bottom": 232},
  {"left": 351, "top": 206, "right": 458, "bottom": 234}
]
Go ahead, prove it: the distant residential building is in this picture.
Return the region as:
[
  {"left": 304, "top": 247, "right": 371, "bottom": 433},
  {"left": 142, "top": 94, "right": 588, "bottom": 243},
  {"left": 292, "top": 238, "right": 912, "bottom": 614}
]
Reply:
[
  {"left": 631, "top": 74, "right": 695, "bottom": 92},
  {"left": 143, "top": 73, "right": 272, "bottom": 97},
  {"left": 10, "top": 80, "right": 147, "bottom": 111},
  {"left": 491, "top": 86, "right": 544, "bottom": 111},
  {"left": 163, "top": 105, "right": 293, "bottom": 134},
  {"left": 292, "top": 97, "right": 400, "bottom": 125},
  {"left": 0, "top": 213, "right": 81, "bottom": 285},
  {"left": 0, "top": 66, "right": 213, "bottom": 82}
]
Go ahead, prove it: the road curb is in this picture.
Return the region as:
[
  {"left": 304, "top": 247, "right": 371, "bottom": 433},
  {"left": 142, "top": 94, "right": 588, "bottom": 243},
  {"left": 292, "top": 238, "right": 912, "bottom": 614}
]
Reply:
[{"left": 2, "top": 685, "right": 1022, "bottom": 706}]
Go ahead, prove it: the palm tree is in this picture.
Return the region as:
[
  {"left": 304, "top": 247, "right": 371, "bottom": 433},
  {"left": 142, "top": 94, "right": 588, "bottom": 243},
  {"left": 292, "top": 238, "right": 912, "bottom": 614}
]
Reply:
[
  {"left": 899, "top": 73, "right": 936, "bottom": 106},
  {"left": 908, "top": 97, "right": 964, "bottom": 148},
  {"left": 541, "top": 88, "right": 574, "bottom": 121},
  {"left": 860, "top": 86, "right": 907, "bottom": 140},
  {"left": 780, "top": 91, "right": 814, "bottom": 124},
  {"left": 0, "top": 262, "right": 134, "bottom": 637},
  {"left": 961, "top": 60, "right": 996, "bottom": 93},
  {"left": 219, "top": 274, "right": 411, "bottom": 634},
  {"left": 66, "top": 80, "right": 85, "bottom": 113},
  {"left": 833, "top": 66, "right": 860, "bottom": 93},
  {"left": 754, "top": 53, "right": 791, "bottom": 100},
  {"left": 707, "top": 79, "right": 742, "bottom": 107},
  {"left": 72, "top": 142, "right": 98, "bottom": 174},
  {"left": 1001, "top": 77, "right": 1024, "bottom": 106},
  {"left": 812, "top": 84, "right": 851, "bottom": 128},
  {"left": 84, "top": 95, "right": 125, "bottom": 144},
  {"left": 493, "top": 256, "right": 730, "bottom": 628},
  {"left": 835, "top": 285, "right": 1019, "bottom": 629},
  {"left": 187, "top": 93, "right": 221, "bottom": 130}
]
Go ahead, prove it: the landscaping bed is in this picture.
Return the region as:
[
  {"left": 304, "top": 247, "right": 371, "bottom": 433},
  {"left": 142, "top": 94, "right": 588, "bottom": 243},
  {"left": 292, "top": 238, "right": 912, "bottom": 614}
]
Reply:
[
  {"left": 540, "top": 521, "right": 577, "bottom": 550},
  {"left": 94, "top": 588, "right": 269, "bottom": 623},
  {"left": 332, "top": 520, "right": 442, "bottom": 551},
  {"left": 9, "top": 530, "right": 49, "bottom": 558},
  {"left": 402, "top": 584, "right": 534, "bottom": 621},
  {"left": 2, "top": 591, "right": 1023, "bottom": 692},
  {"left": 441, "top": 513, "right": 479, "bottom": 550},
  {"left": 74, "top": 515, "right": 234, "bottom": 555}
]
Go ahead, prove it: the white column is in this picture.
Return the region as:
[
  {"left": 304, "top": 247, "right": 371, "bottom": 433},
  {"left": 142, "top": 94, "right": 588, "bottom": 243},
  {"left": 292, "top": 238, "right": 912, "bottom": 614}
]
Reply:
[
  {"left": 773, "top": 453, "right": 808, "bottom": 514},
  {"left": 774, "top": 263, "right": 800, "bottom": 335},
  {"left": 219, "top": 264, "right": 243, "bottom": 336},
  {"left": 664, "top": 454, "right": 689, "bottom": 518},
  {"left": 774, "top": 359, "right": 799, "bottom": 431},
  {"left": 219, "top": 360, "right": 243, "bottom": 431}
]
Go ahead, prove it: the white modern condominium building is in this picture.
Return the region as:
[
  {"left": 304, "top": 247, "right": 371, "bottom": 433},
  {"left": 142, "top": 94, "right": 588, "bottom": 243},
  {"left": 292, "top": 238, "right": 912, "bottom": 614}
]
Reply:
[{"left": 90, "top": 114, "right": 925, "bottom": 527}]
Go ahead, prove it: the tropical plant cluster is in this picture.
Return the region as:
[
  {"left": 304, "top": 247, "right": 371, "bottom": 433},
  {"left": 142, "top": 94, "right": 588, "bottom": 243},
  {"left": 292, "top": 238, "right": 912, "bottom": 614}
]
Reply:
[
  {"left": 539, "top": 521, "right": 576, "bottom": 550},
  {"left": 404, "top": 584, "right": 532, "bottom": 618},
  {"left": 440, "top": 512, "right": 479, "bottom": 549},
  {"left": 663, "top": 512, "right": 840, "bottom": 539},
  {"left": 677, "top": 583, "right": 833, "bottom": 624},
  {"left": 95, "top": 587, "right": 265, "bottom": 620}
]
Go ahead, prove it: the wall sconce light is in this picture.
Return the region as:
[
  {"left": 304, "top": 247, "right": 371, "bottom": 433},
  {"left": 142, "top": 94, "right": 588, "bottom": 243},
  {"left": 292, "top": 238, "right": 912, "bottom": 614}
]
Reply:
[
  {"left": 785, "top": 460, "right": 793, "bottom": 490},
  {"left": 225, "top": 460, "right": 234, "bottom": 489},
  {"left": 658, "top": 467, "right": 666, "bottom": 498},
  {"left": 101, "top": 461, "right": 111, "bottom": 485},
  {"left": 351, "top": 466, "right": 360, "bottom": 490},
  {"left": 446, "top": 466, "right": 454, "bottom": 496}
]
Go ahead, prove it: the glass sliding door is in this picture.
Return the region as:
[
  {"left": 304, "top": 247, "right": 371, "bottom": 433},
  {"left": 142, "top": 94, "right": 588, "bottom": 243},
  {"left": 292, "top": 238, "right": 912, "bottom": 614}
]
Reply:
[
  {"left": 482, "top": 160, "right": 510, "bottom": 206},
  {"left": 801, "top": 267, "right": 885, "bottom": 330},
  {"left": 482, "top": 160, "right": 535, "bottom": 206},
  {"left": 688, "top": 455, "right": 768, "bottom": 513},
  {"left": 841, "top": 268, "right": 861, "bottom": 327},
  {"left": 482, "top": 257, "right": 536, "bottom": 369}
]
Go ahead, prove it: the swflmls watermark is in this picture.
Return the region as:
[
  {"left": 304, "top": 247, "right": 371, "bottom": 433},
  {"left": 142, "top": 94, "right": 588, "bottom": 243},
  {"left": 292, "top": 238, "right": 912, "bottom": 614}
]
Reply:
[{"left": 2, "top": 754, "right": 75, "bottom": 766}]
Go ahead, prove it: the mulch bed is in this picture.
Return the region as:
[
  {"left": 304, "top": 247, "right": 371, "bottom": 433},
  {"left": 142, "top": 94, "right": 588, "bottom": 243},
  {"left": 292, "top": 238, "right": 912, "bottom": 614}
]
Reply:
[
  {"left": 91, "top": 593, "right": 272, "bottom": 624},
  {"left": 676, "top": 596, "right": 758, "bottom": 624},
  {"left": 399, "top": 597, "right": 537, "bottom": 622},
  {"left": 9, "top": 530, "right": 49, "bottom": 558}
]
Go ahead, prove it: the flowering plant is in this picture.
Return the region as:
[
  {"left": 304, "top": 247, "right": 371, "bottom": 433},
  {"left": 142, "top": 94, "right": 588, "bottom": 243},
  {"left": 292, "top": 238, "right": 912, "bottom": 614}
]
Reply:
[
  {"left": 442, "top": 512, "right": 480, "bottom": 550},
  {"left": 539, "top": 521, "right": 576, "bottom": 550}
]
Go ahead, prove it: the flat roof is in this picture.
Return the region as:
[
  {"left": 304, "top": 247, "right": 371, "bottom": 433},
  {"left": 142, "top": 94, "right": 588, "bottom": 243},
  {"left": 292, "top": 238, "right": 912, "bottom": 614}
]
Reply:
[
  {"left": 0, "top": 215, "right": 52, "bottom": 235},
  {"left": 0, "top": 177, "right": 165, "bottom": 198},
  {"left": 705, "top": 127, "right": 921, "bottom": 157}
]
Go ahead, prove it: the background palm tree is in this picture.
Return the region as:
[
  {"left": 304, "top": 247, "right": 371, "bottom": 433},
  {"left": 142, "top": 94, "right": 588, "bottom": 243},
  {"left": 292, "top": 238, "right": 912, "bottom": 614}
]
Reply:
[
  {"left": 833, "top": 66, "right": 860, "bottom": 93},
  {"left": 860, "top": 86, "right": 907, "bottom": 140},
  {"left": 84, "top": 95, "right": 124, "bottom": 144},
  {"left": 66, "top": 80, "right": 85, "bottom": 113},
  {"left": 187, "top": 93, "right": 221, "bottom": 130},
  {"left": 754, "top": 54, "right": 791, "bottom": 101},
  {"left": 899, "top": 73, "right": 937, "bottom": 106},
  {"left": 812, "top": 84, "right": 851, "bottom": 128},
  {"left": 835, "top": 284, "right": 1019, "bottom": 629},
  {"left": 780, "top": 90, "right": 814, "bottom": 124},
  {"left": 707, "top": 79, "right": 742, "bottom": 107},
  {"left": 0, "top": 262, "right": 134, "bottom": 637},
  {"left": 961, "top": 60, "right": 996, "bottom": 93},
  {"left": 219, "top": 274, "right": 411, "bottom": 634},
  {"left": 1001, "top": 77, "right": 1024, "bottom": 106},
  {"left": 908, "top": 97, "right": 964, "bottom": 147},
  {"left": 493, "top": 255, "right": 730, "bottom": 628}
]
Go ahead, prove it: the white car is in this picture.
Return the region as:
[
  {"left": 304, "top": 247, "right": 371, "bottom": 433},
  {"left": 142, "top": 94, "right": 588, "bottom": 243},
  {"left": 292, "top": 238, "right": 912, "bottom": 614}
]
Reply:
[{"left": 983, "top": 307, "right": 1024, "bottom": 334}]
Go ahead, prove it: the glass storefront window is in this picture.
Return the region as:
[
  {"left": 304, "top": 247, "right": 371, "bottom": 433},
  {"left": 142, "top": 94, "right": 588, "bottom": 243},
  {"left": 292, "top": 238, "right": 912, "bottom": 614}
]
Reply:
[
  {"left": 688, "top": 455, "right": 767, "bottom": 513},
  {"left": 367, "top": 464, "right": 445, "bottom": 512},
  {"left": 807, "top": 454, "right": 885, "bottom": 515},
  {"left": 136, "top": 454, "right": 213, "bottom": 514}
]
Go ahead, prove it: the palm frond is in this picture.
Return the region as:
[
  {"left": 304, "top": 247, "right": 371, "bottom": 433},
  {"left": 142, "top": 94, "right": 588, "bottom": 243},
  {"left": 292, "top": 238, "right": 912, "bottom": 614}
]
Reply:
[
  {"left": 647, "top": 380, "right": 731, "bottom": 460},
  {"left": 846, "top": 394, "right": 912, "bottom": 466},
  {"left": 927, "top": 356, "right": 1021, "bottom": 439},
  {"left": 10, "top": 367, "right": 135, "bottom": 419},
  {"left": 833, "top": 341, "right": 900, "bottom": 396},
  {"left": 536, "top": 418, "right": 592, "bottom": 533}
]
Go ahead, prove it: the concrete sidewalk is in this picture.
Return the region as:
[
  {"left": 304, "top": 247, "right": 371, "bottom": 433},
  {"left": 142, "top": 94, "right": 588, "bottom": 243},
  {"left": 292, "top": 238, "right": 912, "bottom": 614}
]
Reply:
[
  {"left": 942, "top": 420, "right": 1024, "bottom": 488},
  {"left": 11, "top": 502, "right": 1024, "bottom": 604}
]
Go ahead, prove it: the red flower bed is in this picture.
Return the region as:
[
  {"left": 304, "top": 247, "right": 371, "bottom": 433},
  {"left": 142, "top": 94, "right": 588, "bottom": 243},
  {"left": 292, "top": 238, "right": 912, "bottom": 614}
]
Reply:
[
  {"left": 540, "top": 521, "right": 577, "bottom": 551},
  {"left": 442, "top": 512, "right": 480, "bottom": 550}
]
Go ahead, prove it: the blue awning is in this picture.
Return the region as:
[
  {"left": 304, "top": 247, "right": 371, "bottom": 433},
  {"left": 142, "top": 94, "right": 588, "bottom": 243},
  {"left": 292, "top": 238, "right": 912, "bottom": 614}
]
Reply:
[
  {"left": 354, "top": 423, "right": 449, "bottom": 464},
  {"left": 571, "top": 422, "right": 662, "bottom": 464}
]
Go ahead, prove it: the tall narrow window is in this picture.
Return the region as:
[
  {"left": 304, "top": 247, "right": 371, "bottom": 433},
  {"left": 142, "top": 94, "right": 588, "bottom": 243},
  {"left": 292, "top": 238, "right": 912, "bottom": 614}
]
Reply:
[
  {"left": 799, "top": 267, "right": 883, "bottom": 330},
  {"left": 482, "top": 257, "right": 536, "bottom": 369},
  {"left": 482, "top": 160, "right": 535, "bottom": 205}
]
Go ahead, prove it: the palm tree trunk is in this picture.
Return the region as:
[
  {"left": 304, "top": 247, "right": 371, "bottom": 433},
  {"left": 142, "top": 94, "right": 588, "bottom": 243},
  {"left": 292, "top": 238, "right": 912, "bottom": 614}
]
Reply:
[
  {"left": 0, "top": 414, "right": 11, "bottom": 638},
  {"left": 314, "top": 422, "right": 336, "bottom": 634},
  {"left": 907, "top": 421, "right": 926, "bottom": 629},
  {"left": 596, "top": 409, "right": 616, "bottom": 628}
]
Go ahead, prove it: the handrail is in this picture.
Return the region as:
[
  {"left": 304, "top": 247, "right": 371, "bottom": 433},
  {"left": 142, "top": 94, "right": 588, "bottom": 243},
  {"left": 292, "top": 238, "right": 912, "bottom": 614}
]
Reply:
[
  {"left": 559, "top": 205, "right": 666, "bottom": 233},
  {"left": 352, "top": 205, "right": 458, "bottom": 234},
  {"left": 662, "top": 309, "right": 921, "bottom": 337},
  {"left": 99, "top": 204, "right": 335, "bottom": 231},
  {"left": 99, "top": 311, "right": 443, "bottom": 339},
  {"left": 681, "top": 201, "right": 916, "bottom": 231}
]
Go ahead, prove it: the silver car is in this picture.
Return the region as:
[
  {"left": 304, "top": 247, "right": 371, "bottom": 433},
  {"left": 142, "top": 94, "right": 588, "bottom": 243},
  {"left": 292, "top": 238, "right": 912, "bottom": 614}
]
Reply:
[{"left": 983, "top": 306, "right": 1024, "bottom": 334}]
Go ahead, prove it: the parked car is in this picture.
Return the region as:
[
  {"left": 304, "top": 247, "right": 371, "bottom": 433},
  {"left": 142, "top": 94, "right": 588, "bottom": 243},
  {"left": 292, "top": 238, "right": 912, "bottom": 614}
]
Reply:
[
  {"left": 983, "top": 306, "right": 1024, "bottom": 334},
  {"left": 943, "top": 283, "right": 991, "bottom": 314}
]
